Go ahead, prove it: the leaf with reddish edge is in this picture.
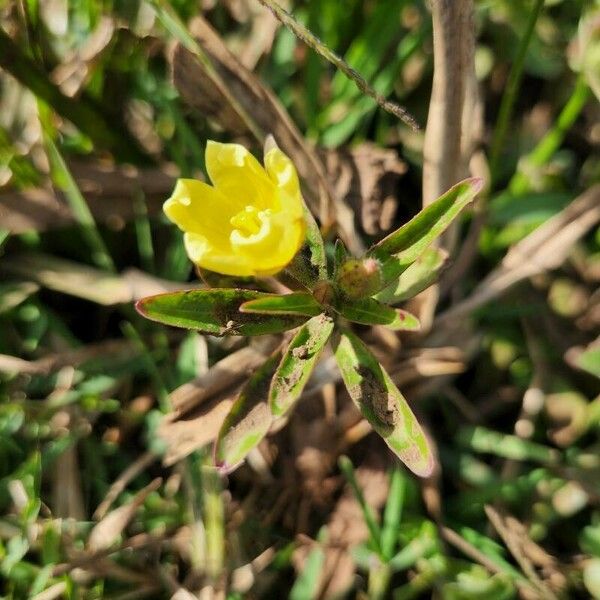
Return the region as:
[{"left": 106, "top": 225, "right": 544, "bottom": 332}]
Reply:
[
  {"left": 367, "top": 178, "right": 482, "bottom": 290},
  {"left": 135, "top": 288, "right": 309, "bottom": 336},
  {"left": 336, "top": 297, "right": 420, "bottom": 331},
  {"left": 332, "top": 329, "right": 434, "bottom": 477},
  {"left": 387, "top": 309, "right": 420, "bottom": 331}
]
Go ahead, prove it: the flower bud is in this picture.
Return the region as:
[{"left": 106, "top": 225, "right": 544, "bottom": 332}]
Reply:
[
  {"left": 164, "top": 140, "right": 306, "bottom": 277},
  {"left": 336, "top": 258, "right": 383, "bottom": 299}
]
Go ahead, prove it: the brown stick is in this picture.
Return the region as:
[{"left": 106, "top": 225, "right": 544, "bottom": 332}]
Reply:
[
  {"left": 417, "top": 1, "right": 477, "bottom": 331},
  {"left": 422, "top": 0, "right": 476, "bottom": 207}
]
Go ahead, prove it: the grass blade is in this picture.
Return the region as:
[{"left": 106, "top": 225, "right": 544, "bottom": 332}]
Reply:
[
  {"left": 381, "top": 467, "right": 406, "bottom": 560},
  {"left": 41, "top": 118, "right": 116, "bottom": 273}
]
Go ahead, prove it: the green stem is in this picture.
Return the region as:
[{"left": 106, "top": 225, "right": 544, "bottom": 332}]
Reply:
[
  {"left": 133, "top": 190, "right": 156, "bottom": 275},
  {"left": 380, "top": 468, "right": 405, "bottom": 560},
  {"left": 41, "top": 114, "right": 116, "bottom": 273},
  {"left": 0, "top": 26, "right": 148, "bottom": 164},
  {"left": 509, "top": 74, "right": 590, "bottom": 194},
  {"left": 368, "top": 561, "right": 392, "bottom": 600},
  {"left": 202, "top": 462, "right": 225, "bottom": 580},
  {"left": 489, "top": 0, "right": 545, "bottom": 182},
  {"left": 338, "top": 456, "right": 383, "bottom": 554},
  {"left": 121, "top": 321, "right": 169, "bottom": 411}
]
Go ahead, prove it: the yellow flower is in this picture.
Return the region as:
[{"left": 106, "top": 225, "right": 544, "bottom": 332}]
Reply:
[{"left": 164, "top": 141, "right": 306, "bottom": 277}]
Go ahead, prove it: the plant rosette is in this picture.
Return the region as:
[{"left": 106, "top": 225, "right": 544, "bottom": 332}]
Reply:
[{"left": 136, "top": 139, "right": 483, "bottom": 477}]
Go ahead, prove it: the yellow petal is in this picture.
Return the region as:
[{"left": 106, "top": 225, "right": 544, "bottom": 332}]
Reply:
[
  {"left": 230, "top": 211, "right": 305, "bottom": 276},
  {"left": 264, "top": 147, "right": 304, "bottom": 219},
  {"left": 184, "top": 233, "right": 255, "bottom": 277},
  {"left": 164, "top": 142, "right": 307, "bottom": 278},
  {"left": 163, "top": 179, "right": 234, "bottom": 251},
  {"left": 205, "top": 140, "right": 275, "bottom": 211}
]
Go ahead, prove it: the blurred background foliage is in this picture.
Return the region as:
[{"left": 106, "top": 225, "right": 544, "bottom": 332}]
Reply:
[{"left": 0, "top": 0, "right": 599, "bottom": 598}]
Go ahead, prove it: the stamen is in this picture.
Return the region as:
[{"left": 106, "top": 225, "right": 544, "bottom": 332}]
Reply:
[
  {"left": 230, "top": 206, "right": 269, "bottom": 237},
  {"left": 230, "top": 206, "right": 261, "bottom": 235}
]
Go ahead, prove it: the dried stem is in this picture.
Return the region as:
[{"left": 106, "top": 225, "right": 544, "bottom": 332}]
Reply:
[
  {"left": 422, "top": 0, "right": 476, "bottom": 207},
  {"left": 418, "top": 0, "right": 477, "bottom": 329}
]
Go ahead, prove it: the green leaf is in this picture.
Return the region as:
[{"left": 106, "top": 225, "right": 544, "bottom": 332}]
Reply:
[
  {"left": 335, "top": 297, "right": 395, "bottom": 325},
  {"left": 332, "top": 330, "right": 434, "bottom": 476},
  {"left": 285, "top": 206, "right": 328, "bottom": 288},
  {"left": 387, "top": 309, "right": 420, "bottom": 331},
  {"left": 457, "top": 426, "right": 560, "bottom": 465},
  {"left": 381, "top": 467, "right": 406, "bottom": 560},
  {"left": 581, "top": 523, "right": 600, "bottom": 557},
  {"left": 338, "top": 456, "right": 383, "bottom": 553},
  {"left": 136, "top": 289, "right": 309, "bottom": 336},
  {"left": 289, "top": 540, "right": 326, "bottom": 600},
  {"left": 270, "top": 314, "right": 335, "bottom": 417},
  {"left": 368, "top": 178, "right": 482, "bottom": 287},
  {"left": 1, "top": 536, "right": 29, "bottom": 577},
  {"left": 42, "top": 124, "right": 116, "bottom": 272},
  {"left": 214, "top": 352, "right": 281, "bottom": 471},
  {"left": 375, "top": 247, "right": 447, "bottom": 304},
  {"left": 442, "top": 565, "right": 515, "bottom": 599},
  {"left": 336, "top": 297, "right": 420, "bottom": 331},
  {"left": 30, "top": 565, "right": 53, "bottom": 596},
  {"left": 304, "top": 206, "right": 328, "bottom": 278},
  {"left": 240, "top": 292, "right": 323, "bottom": 317},
  {"left": 369, "top": 178, "right": 482, "bottom": 258},
  {"left": 388, "top": 527, "right": 438, "bottom": 572},
  {"left": 0, "top": 282, "right": 39, "bottom": 315},
  {"left": 573, "top": 345, "right": 600, "bottom": 379}
]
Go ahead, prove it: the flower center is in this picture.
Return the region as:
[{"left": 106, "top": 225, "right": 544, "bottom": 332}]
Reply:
[{"left": 230, "top": 206, "right": 270, "bottom": 238}]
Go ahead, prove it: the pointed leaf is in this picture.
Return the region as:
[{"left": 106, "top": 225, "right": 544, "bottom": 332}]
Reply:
[
  {"left": 336, "top": 297, "right": 420, "bottom": 330},
  {"left": 566, "top": 343, "right": 600, "bottom": 379},
  {"left": 136, "top": 289, "right": 308, "bottom": 336},
  {"left": 304, "top": 205, "right": 328, "bottom": 278},
  {"left": 285, "top": 206, "right": 327, "bottom": 288},
  {"left": 368, "top": 178, "right": 482, "bottom": 287},
  {"left": 369, "top": 178, "right": 482, "bottom": 258},
  {"left": 375, "top": 247, "right": 447, "bottom": 304},
  {"left": 387, "top": 309, "right": 421, "bottom": 331},
  {"left": 336, "top": 297, "right": 397, "bottom": 325},
  {"left": 214, "top": 351, "right": 281, "bottom": 471},
  {"left": 332, "top": 330, "right": 434, "bottom": 477},
  {"left": 240, "top": 292, "right": 323, "bottom": 317},
  {"left": 270, "top": 314, "right": 335, "bottom": 417}
]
